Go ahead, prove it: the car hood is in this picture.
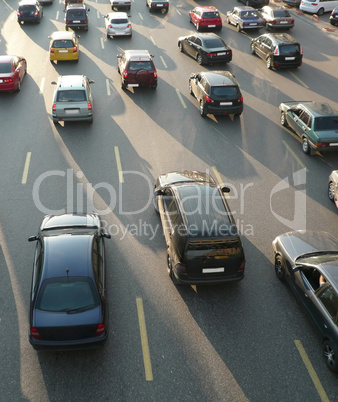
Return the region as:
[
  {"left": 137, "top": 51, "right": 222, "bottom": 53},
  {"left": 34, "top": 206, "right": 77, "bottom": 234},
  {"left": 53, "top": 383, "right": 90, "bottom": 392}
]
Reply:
[{"left": 273, "top": 230, "right": 338, "bottom": 262}]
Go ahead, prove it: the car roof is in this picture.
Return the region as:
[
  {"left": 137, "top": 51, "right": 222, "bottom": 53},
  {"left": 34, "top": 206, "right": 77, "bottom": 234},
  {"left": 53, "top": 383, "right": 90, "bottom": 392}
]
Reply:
[
  {"left": 54, "top": 75, "right": 88, "bottom": 89},
  {"left": 158, "top": 171, "right": 216, "bottom": 187},
  {"left": 50, "top": 31, "right": 76, "bottom": 40},
  {"left": 194, "top": 6, "right": 218, "bottom": 12},
  {"left": 42, "top": 235, "right": 94, "bottom": 279},
  {"left": 18, "top": 0, "right": 38, "bottom": 5},
  {"left": 0, "top": 55, "right": 16, "bottom": 63},
  {"left": 200, "top": 71, "right": 238, "bottom": 86},
  {"left": 233, "top": 6, "right": 256, "bottom": 11},
  {"left": 123, "top": 50, "right": 153, "bottom": 60},
  {"left": 297, "top": 102, "right": 338, "bottom": 117},
  {"left": 263, "top": 33, "right": 299, "bottom": 44},
  {"left": 41, "top": 213, "right": 100, "bottom": 231},
  {"left": 66, "top": 3, "right": 86, "bottom": 9},
  {"left": 192, "top": 33, "right": 223, "bottom": 41},
  {"left": 107, "top": 11, "right": 129, "bottom": 18}
]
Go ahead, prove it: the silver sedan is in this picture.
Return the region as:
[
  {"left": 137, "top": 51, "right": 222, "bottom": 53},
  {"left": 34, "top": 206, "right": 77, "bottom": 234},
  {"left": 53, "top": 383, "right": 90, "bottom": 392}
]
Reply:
[{"left": 104, "top": 12, "right": 132, "bottom": 38}]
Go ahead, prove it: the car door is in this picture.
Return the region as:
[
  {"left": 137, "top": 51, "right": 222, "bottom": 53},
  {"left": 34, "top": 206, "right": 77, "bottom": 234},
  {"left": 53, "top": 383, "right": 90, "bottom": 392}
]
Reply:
[
  {"left": 190, "top": 73, "right": 201, "bottom": 98},
  {"left": 286, "top": 106, "right": 303, "bottom": 136},
  {"left": 157, "top": 188, "right": 174, "bottom": 247},
  {"left": 233, "top": 9, "right": 240, "bottom": 26},
  {"left": 190, "top": 37, "right": 202, "bottom": 59},
  {"left": 292, "top": 110, "right": 312, "bottom": 139},
  {"left": 185, "top": 36, "right": 197, "bottom": 57},
  {"left": 254, "top": 37, "right": 265, "bottom": 59},
  {"left": 191, "top": 9, "right": 198, "bottom": 25},
  {"left": 315, "top": 282, "right": 338, "bottom": 340}
]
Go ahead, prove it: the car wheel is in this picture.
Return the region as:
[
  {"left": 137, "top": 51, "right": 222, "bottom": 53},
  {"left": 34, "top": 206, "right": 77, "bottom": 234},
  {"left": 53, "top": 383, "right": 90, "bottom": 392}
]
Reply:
[
  {"left": 197, "top": 54, "right": 203, "bottom": 65},
  {"left": 151, "top": 83, "right": 157, "bottom": 89},
  {"left": 65, "top": 26, "right": 68, "bottom": 31},
  {"left": 16, "top": 79, "right": 21, "bottom": 92},
  {"left": 328, "top": 182, "right": 335, "bottom": 202},
  {"left": 226, "top": 16, "right": 230, "bottom": 24},
  {"left": 280, "top": 112, "right": 288, "bottom": 127},
  {"left": 107, "top": 33, "right": 110, "bottom": 38},
  {"left": 178, "top": 42, "right": 183, "bottom": 52},
  {"left": 323, "top": 341, "right": 338, "bottom": 373},
  {"left": 237, "top": 24, "right": 241, "bottom": 32},
  {"left": 189, "top": 16, "right": 192, "bottom": 24},
  {"left": 317, "top": 7, "right": 324, "bottom": 16},
  {"left": 275, "top": 255, "right": 285, "bottom": 281},
  {"left": 196, "top": 23, "right": 200, "bottom": 31},
  {"left": 88, "top": 117, "right": 93, "bottom": 124},
  {"left": 250, "top": 43, "right": 255, "bottom": 54},
  {"left": 302, "top": 138, "right": 311, "bottom": 154},
  {"left": 200, "top": 100, "right": 206, "bottom": 117},
  {"left": 266, "top": 57, "right": 272, "bottom": 69},
  {"left": 189, "top": 80, "right": 194, "bottom": 96},
  {"left": 53, "top": 119, "right": 58, "bottom": 125},
  {"left": 121, "top": 78, "right": 127, "bottom": 90},
  {"left": 167, "top": 254, "right": 178, "bottom": 285}
]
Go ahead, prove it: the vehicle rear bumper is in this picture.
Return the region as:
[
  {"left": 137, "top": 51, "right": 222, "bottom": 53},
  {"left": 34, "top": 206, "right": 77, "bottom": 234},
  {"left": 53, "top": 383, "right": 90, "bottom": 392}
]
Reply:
[
  {"left": 50, "top": 54, "right": 79, "bottom": 61},
  {"left": 53, "top": 114, "right": 93, "bottom": 122},
  {"left": 29, "top": 332, "right": 107, "bottom": 351},
  {"left": 205, "top": 104, "right": 243, "bottom": 116},
  {"left": 175, "top": 271, "right": 245, "bottom": 285}
]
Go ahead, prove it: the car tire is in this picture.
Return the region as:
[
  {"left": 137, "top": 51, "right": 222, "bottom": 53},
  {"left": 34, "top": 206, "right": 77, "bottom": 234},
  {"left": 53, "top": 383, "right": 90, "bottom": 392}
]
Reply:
[
  {"left": 266, "top": 57, "right": 272, "bottom": 69},
  {"left": 16, "top": 79, "right": 21, "bottom": 92},
  {"left": 167, "top": 254, "right": 178, "bottom": 285},
  {"left": 280, "top": 112, "right": 287, "bottom": 127},
  {"left": 329, "top": 182, "right": 335, "bottom": 202},
  {"left": 178, "top": 42, "right": 183, "bottom": 52},
  {"left": 323, "top": 341, "right": 338, "bottom": 373},
  {"left": 121, "top": 79, "right": 127, "bottom": 90},
  {"left": 275, "top": 255, "right": 285, "bottom": 281},
  {"left": 197, "top": 54, "right": 203, "bottom": 65},
  {"left": 200, "top": 100, "right": 206, "bottom": 117},
  {"left": 302, "top": 138, "right": 311, "bottom": 154},
  {"left": 189, "top": 80, "right": 194, "bottom": 96},
  {"left": 237, "top": 24, "right": 241, "bottom": 32},
  {"left": 151, "top": 83, "right": 157, "bottom": 89},
  {"left": 250, "top": 43, "right": 255, "bottom": 54},
  {"left": 107, "top": 33, "right": 110, "bottom": 38},
  {"left": 317, "top": 7, "right": 324, "bottom": 16},
  {"left": 226, "top": 17, "right": 230, "bottom": 24},
  {"left": 65, "top": 26, "right": 68, "bottom": 31},
  {"left": 196, "top": 23, "right": 200, "bottom": 31}
]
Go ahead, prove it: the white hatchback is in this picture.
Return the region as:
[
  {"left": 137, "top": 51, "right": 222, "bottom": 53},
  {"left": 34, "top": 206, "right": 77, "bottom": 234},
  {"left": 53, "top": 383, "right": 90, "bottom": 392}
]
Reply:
[
  {"left": 300, "top": 0, "right": 338, "bottom": 15},
  {"left": 104, "top": 12, "right": 132, "bottom": 38}
]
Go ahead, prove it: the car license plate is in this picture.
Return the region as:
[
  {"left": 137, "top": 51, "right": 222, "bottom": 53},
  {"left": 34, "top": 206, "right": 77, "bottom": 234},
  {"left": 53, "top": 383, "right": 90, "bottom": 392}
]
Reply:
[
  {"left": 202, "top": 268, "right": 225, "bottom": 273},
  {"left": 217, "top": 52, "right": 226, "bottom": 56},
  {"left": 329, "top": 143, "right": 338, "bottom": 146},
  {"left": 285, "top": 57, "right": 295, "bottom": 60},
  {"left": 249, "top": 23, "right": 257, "bottom": 25},
  {"left": 73, "top": 20, "right": 81, "bottom": 23},
  {"left": 156, "top": 3, "right": 163, "bottom": 6},
  {"left": 128, "top": 83, "right": 139, "bottom": 87},
  {"left": 65, "top": 109, "right": 80, "bottom": 114},
  {"left": 280, "top": 21, "right": 288, "bottom": 23},
  {"left": 220, "top": 102, "right": 232, "bottom": 106},
  {"left": 208, "top": 25, "right": 216, "bottom": 27},
  {"left": 59, "top": 50, "right": 68, "bottom": 53}
]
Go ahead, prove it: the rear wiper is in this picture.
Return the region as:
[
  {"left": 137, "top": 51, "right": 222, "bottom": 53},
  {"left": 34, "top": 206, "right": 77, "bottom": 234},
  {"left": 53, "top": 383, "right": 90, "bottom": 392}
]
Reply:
[{"left": 66, "top": 304, "right": 96, "bottom": 314}]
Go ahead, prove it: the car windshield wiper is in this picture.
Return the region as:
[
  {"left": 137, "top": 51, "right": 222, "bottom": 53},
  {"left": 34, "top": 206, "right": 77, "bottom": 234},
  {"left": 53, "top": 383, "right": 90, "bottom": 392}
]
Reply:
[
  {"left": 296, "top": 250, "right": 338, "bottom": 262},
  {"left": 66, "top": 304, "right": 97, "bottom": 314}
]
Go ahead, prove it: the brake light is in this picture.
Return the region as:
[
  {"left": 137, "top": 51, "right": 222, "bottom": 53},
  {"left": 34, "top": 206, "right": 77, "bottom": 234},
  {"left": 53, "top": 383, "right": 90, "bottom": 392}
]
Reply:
[
  {"left": 127, "top": 24, "right": 131, "bottom": 28},
  {"left": 3, "top": 78, "right": 13, "bottom": 83},
  {"left": 50, "top": 47, "right": 54, "bottom": 53},
  {"left": 206, "top": 53, "right": 217, "bottom": 57},
  {"left": 84, "top": 19, "right": 87, "bottom": 23},
  {"left": 237, "top": 95, "right": 243, "bottom": 103},
  {"left": 205, "top": 95, "right": 214, "bottom": 103},
  {"left": 95, "top": 324, "right": 105, "bottom": 335},
  {"left": 52, "top": 103, "right": 56, "bottom": 112},
  {"left": 30, "top": 327, "right": 41, "bottom": 339},
  {"left": 238, "top": 260, "right": 245, "bottom": 272},
  {"left": 271, "top": 20, "right": 276, "bottom": 24},
  {"left": 154, "top": 70, "right": 157, "bottom": 78},
  {"left": 35, "top": 11, "right": 38, "bottom": 15},
  {"left": 274, "top": 47, "right": 280, "bottom": 56},
  {"left": 175, "top": 263, "right": 186, "bottom": 273},
  {"left": 300, "top": 46, "right": 303, "bottom": 55},
  {"left": 66, "top": 20, "right": 69, "bottom": 24},
  {"left": 291, "top": 19, "right": 294, "bottom": 24},
  {"left": 315, "top": 142, "right": 329, "bottom": 147},
  {"left": 311, "top": 2, "right": 318, "bottom": 5},
  {"left": 123, "top": 70, "right": 128, "bottom": 79},
  {"left": 108, "top": 24, "right": 112, "bottom": 28},
  {"left": 73, "top": 46, "right": 78, "bottom": 53},
  {"left": 87, "top": 102, "right": 92, "bottom": 111}
]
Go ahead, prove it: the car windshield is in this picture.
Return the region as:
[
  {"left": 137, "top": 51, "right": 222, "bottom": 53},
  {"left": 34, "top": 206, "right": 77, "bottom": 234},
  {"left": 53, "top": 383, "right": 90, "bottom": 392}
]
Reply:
[
  {"left": 67, "top": 10, "right": 86, "bottom": 17},
  {"left": 52, "top": 39, "right": 74, "bottom": 48},
  {"left": 203, "top": 38, "right": 224, "bottom": 48},
  {"left": 111, "top": 18, "right": 129, "bottom": 23},
  {"left": 0, "top": 63, "right": 11, "bottom": 73},
  {"left": 240, "top": 11, "right": 258, "bottom": 18},
  {"left": 202, "top": 12, "right": 219, "bottom": 18},
  {"left": 128, "top": 61, "right": 153, "bottom": 71},
  {"left": 56, "top": 90, "right": 87, "bottom": 102},
  {"left": 314, "top": 116, "right": 338, "bottom": 131},
  {"left": 36, "top": 277, "right": 99, "bottom": 312},
  {"left": 279, "top": 44, "right": 300, "bottom": 55},
  {"left": 273, "top": 10, "right": 291, "bottom": 17},
  {"left": 211, "top": 86, "right": 239, "bottom": 97}
]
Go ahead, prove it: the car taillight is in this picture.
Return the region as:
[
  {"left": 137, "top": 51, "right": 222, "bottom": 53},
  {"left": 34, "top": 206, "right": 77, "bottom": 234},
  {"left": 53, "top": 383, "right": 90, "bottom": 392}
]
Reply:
[
  {"left": 95, "top": 324, "right": 105, "bottom": 335},
  {"left": 73, "top": 46, "right": 78, "bottom": 53},
  {"left": 87, "top": 102, "right": 92, "bottom": 110},
  {"left": 291, "top": 19, "right": 294, "bottom": 24},
  {"left": 123, "top": 70, "right": 128, "bottom": 79},
  {"left": 50, "top": 47, "right": 54, "bottom": 53},
  {"left": 311, "top": 2, "right": 318, "bottom": 5},
  {"left": 127, "top": 24, "right": 131, "bottom": 28},
  {"left": 30, "top": 327, "right": 41, "bottom": 339},
  {"left": 300, "top": 46, "right": 303, "bottom": 55},
  {"left": 175, "top": 263, "right": 186, "bottom": 273},
  {"left": 66, "top": 20, "right": 69, "bottom": 24},
  {"left": 316, "top": 142, "right": 329, "bottom": 147},
  {"left": 205, "top": 95, "right": 214, "bottom": 103},
  {"left": 35, "top": 11, "right": 38, "bottom": 15},
  {"left": 238, "top": 261, "right": 245, "bottom": 272},
  {"left": 206, "top": 53, "right": 217, "bottom": 57},
  {"left": 108, "top": 24, "right": 112, "bottom": 28},
  {"left": 271, "top": 20, "right": 276, "bottom": 24},
  {"left": 84, "top": 19, "right": 87, "bottom": 23},
  {"left": 3, "top": 78, "right": 13, "bottom": 83},
  {"left": 154, "top": 70, "right": 157, "bottom": 78},
  {"left": 274, "top": 47, "right": 280, "bottom": 56},
  {"left": 52, "top": 103, "right": 56, "bottom": 112},
  {"left": 237, "top": 95, "right": 243, "bottom": 103}
]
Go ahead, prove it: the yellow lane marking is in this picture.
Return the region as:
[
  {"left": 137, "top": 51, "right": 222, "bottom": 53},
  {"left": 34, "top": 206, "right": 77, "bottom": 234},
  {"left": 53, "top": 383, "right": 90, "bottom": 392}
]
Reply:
[
  {"left": 282, "top": 140, "right": 308, "bottom": 171},
  {"left": 212, "top": 166, "right": 229, "bottom": 198},
  {"left": 288, "top": 71, "right": 309, "bottom": 89},
  {"left": 114, "top": 146, "right": 124, "bottom": 183},
  {"left": 294, "top": 340, "right": 329, "bottom": 402},
  {"left": 21, "top": 152, "right": 31, "bottom": 184},
  {"left": 136, "top": 298, "right": 153, "bottom": 381}
]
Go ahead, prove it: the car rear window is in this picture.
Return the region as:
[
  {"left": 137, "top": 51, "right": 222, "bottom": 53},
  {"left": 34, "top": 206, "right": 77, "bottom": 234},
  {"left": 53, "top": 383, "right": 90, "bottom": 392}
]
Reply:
[
  {"left": 19, "top": 5, "right": 36, "bottom": 11},
  {"left": 128, "top": 61, "right": 153, "bottom": 71},
  {"left": 202, "top": 12, "right": 220, "bottom": 18},
  {"left": 279, "top": 44, "right": 300, "bottom": 55},
  {"left": 36, "top": 277, "right": 99, "bottom": 312},
  {"left": 111, "top": 18, "right": 129, "bottom": 23},
  {"left": 56, "top": 90, "right": 87, "bottom": 102},
  {"left": 187, "top": 239, "right": 242, "bottom": 251},
  {"left": 314, "top": 116, "right": 338, "bottom": 131},
  {"left": 211, "top": 86, "right": 239, "bottom": 98},
  {"left": 67, "top": 9, "right": 86, "bottom": 17},
  {"left": 203, "top": 38, "right": 224, "bottom": 48},
  {"left": 0, "top": 63, "right": 12, "bottom": 73},
  {"left": 273, "top": 10, "right": 291, "bottom": 17},
  {"left": 52, "top": 39, "right": 74, "bottom": 48}
]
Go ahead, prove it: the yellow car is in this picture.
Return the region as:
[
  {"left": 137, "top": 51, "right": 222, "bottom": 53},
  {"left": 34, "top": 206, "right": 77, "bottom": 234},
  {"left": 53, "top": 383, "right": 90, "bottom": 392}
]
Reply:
[{"left": 49, "top": 31, "right": 80, "bottom": 63}]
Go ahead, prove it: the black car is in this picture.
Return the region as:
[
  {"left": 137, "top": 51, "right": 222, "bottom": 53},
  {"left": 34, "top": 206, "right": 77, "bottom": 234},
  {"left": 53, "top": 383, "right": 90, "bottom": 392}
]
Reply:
[
  {"left": 154, "top": 171, "right": 245, "bottom": 285},
  {"left": 330, "top": 6, "right": 338, "bottom": 25},
  {"left": 65, "top": 3, "right": 90, "bottom": 31},
  {"left": 237, "top": 0, "right": 269, "bottom": 7},
  {"left": 28, "top": 213, "right": 111, "bottom": 351},
  {"left": 189, "top": 71, "right": 243, "bottom": 117},
  {"left": 250, "top": 33, "right": 302, "bottom": 69},
  {"left": 17, "top": 0, "right": 43, "bottom": 24},
  {"left": 178, "top": 33, "right": 232, "bottom": 65},
  {"left": 146, "top": 0, "right": 169, "bottom": 13},
  {"left": 272, "top": 230, "right": 338, "bottom": 372}
]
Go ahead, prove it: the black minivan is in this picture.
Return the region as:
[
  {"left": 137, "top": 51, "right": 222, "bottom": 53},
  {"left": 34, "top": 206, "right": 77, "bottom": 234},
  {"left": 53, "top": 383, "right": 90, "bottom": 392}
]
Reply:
[
  {"left": 17, "top": 0, "right": 43, "bottom": 24},
  {"left": 154, "top": 171, "right": 245, "bottom": 285},
  {"left": 65, "top": 3, "right": 90, "bottom": 30}
]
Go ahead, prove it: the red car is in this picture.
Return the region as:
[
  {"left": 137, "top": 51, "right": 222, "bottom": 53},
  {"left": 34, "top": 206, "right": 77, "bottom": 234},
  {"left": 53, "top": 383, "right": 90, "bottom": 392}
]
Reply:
[
  {"left": 189, "top": 6, "right": 222, "bottom": 31},
  {"left": 0, "top": 55, "right": 27, "bottom": 92}
]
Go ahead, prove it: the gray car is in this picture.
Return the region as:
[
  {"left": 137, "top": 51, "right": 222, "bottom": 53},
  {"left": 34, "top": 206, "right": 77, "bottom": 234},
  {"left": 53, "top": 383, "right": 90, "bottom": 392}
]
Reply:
[
  {"left": 51, "top": 75, "right": 94, "bottom": 124},
  {"left": 272, "top": 230, "right": 338, "bottom": 372},
  {"left": 104, "top": 12, "right": 132, "bottom": 38},
  {"left": 329, "top": 171, "right": 338, "bottom": 208}
]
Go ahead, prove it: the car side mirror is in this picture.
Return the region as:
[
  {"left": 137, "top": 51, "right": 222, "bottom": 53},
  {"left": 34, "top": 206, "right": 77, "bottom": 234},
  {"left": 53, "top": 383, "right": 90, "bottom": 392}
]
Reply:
[
  {"left": 190, "top": 74, "right": 196, "bottom": 79},
  {"left": 150, "top": 54, "right": 155, "bottom": 58},
  {"left": 101, "top": 233, "right": 111, "bottom": 239},
  {"left": 221, "top": 186, "right": 231, "bottom": 194},
  {"left": 155, "top": 189, "right": 164, "bottom": 196},
  {"left": 89, "top": 80, "right": 95, "bottom": 84},
  {"left": 117, "top": 54, "right": 122, "bottom": 58},
  {"left": 28, "top": 236, "right": 39, "bottom": 242},
  {"left": 51, "top": 81, "right": 57, "bottom": 85}
]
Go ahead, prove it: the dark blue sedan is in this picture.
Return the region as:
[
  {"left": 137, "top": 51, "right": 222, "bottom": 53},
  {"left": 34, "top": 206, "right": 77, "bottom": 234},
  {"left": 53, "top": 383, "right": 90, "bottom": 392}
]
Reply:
[{"left": 28, "top": 213, "right": 111, "bottom": 351}]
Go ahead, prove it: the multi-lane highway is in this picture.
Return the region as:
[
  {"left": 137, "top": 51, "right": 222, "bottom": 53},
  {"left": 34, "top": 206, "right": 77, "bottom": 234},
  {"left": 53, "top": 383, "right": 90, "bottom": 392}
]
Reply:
[{"left": 0, "top": 0, "right": 338, "bottom": 400}]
